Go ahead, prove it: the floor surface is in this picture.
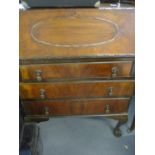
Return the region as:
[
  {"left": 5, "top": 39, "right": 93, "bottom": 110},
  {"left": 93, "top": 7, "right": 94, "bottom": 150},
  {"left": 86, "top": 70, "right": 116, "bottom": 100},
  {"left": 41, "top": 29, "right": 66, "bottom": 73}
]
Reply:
[{"left": 39, "top": 97, "right": 135, "bottom": 155}]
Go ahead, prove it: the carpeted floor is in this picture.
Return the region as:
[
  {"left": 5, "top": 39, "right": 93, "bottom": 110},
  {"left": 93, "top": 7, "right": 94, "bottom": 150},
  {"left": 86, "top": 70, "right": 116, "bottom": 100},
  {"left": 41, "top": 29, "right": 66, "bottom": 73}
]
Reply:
[{"left": 39, "top": 97, "right": 135, "bottom": 155}]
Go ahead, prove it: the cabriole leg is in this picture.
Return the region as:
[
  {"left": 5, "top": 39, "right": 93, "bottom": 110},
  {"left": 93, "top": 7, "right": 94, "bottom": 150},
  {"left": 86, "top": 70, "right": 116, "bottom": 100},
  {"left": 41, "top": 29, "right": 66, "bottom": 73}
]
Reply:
[
  {"left": 105, "top": 115, "right": 128, "bottom": 137},
  {"left": 113, "top": 120, "right": 127, "bottom": 137}
]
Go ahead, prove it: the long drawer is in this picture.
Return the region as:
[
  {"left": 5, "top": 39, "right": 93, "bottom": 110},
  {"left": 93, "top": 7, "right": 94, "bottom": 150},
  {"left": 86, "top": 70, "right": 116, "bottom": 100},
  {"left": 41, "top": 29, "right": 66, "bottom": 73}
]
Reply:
[
  {"left": 23, "top": 98, "right": 130, "bottom": 116},
  {"left": 20, "top": 80, "right": 134, "bottom": 99},
  {"left": 20, "top": 61, "right": 133, "bottom": 81}
]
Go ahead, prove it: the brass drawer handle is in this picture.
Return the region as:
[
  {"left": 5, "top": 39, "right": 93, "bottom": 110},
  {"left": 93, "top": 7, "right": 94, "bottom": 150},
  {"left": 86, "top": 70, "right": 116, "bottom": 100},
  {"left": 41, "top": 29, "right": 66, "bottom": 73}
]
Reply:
[
  {"left": 35, "top": 70, "right": 42, "bottom": 81},
  {"left": 108, "top": 87, "right": 113, "bottom": 96},
  {"left": 105, "top": 104, "right": 110, "bottom": 114},
  {"left": 111, "top": 67, "right": 119, "bottom": 78},
  {"left": 40, "top": 89, "right": 46, "bottom": 99},
  {"left": 44, "top": 107, "right": 49, "bottom": 116}
]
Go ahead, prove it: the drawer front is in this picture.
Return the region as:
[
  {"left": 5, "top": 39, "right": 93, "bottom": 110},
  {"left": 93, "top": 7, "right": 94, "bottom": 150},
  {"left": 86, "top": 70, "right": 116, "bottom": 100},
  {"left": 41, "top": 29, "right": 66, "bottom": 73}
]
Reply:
[
  {"left": 23, "top": 98, "right": 130, "bottom": 116},
  {"left": 20, "top": 61, "right": 133, "bottom": 81},
  {"left": 20, "top": 81, "right": 134, "bottom": 99}
]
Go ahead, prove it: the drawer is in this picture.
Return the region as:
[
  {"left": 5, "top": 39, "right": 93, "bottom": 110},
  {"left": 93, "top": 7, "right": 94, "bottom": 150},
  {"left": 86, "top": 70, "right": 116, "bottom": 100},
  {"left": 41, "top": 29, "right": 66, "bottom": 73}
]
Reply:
[
  {"left": 23, "top": 98, "right": 130, "bottom": 116},
  {"left": 20, "top": 80, "right": 134, "bottom": 99},
  {"left": 20, "top": 61, "right": 133, "bottom": 81}
]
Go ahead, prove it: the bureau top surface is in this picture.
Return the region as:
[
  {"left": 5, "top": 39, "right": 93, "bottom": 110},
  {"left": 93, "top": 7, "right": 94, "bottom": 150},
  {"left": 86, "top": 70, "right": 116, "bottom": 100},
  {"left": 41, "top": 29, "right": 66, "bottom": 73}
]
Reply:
[{"left": 20, "top": 8, "right": 135, "bottom": 60}]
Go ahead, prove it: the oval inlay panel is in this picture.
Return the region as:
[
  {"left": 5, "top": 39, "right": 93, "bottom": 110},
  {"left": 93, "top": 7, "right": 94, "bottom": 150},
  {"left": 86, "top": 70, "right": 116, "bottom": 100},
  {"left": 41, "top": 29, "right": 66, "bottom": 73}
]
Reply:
[{"left": 31, "top": 16, "right": 119, "bottom": 48}]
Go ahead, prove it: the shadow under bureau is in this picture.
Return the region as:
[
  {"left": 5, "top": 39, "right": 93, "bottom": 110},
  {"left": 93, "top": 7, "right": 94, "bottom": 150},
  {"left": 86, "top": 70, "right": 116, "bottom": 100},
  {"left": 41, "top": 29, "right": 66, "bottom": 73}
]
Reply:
[{"left": 19, "top": 8, "right": 135, "bottom": 137}]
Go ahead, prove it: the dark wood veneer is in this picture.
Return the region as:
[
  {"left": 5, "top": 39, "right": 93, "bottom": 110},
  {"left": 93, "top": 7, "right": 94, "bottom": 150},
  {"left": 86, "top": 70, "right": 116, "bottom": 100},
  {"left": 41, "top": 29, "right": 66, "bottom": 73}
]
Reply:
[
  {"left": 23, "top": 98, "right": 129, "bottom": 116},
  {"left": 19, "top": 8, "right": 135, "bottom": 133},
  {"left": 20, "top": 61, "right": 133, "bottom": 81},
  {"left": 20, "top": 80, "right": 134, "bottom": 99}
]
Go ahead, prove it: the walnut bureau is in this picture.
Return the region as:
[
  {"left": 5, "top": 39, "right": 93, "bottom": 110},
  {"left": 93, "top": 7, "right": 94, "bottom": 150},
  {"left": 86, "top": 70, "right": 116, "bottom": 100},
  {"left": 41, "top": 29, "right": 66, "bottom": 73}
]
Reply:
[{"left": 19, "top": 8, "right": 135, "bottom": 137}]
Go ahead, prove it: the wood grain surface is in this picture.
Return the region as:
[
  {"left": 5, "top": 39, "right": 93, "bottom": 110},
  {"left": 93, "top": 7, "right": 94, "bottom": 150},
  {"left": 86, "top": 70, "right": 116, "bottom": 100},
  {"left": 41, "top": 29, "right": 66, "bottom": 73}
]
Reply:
[
  {"left": 20, "top": 9, "right": 135, "bottom": 60},
  {"left": 20, "top": 80, "right": 134, "bottom": 99},
  {"left": 23, "top": 98, "right": 130, "bottom": 116},
  {"left": 20, "top": 61, "right": 133, "bottom": 81}
]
